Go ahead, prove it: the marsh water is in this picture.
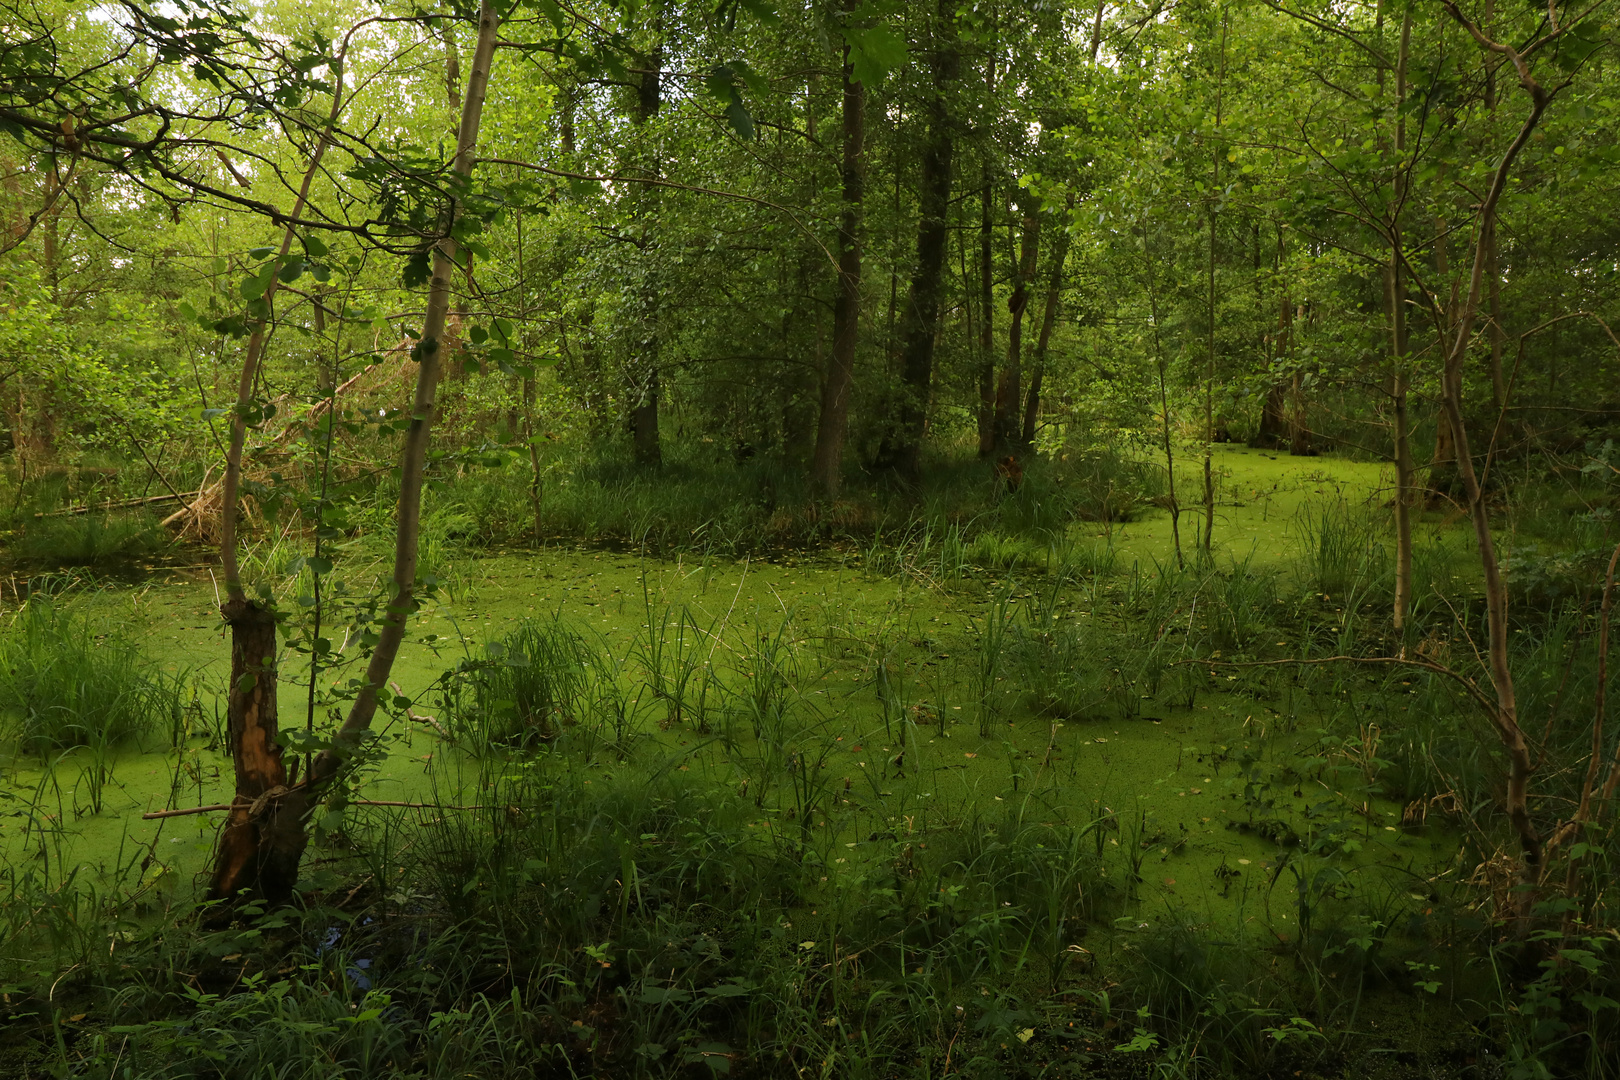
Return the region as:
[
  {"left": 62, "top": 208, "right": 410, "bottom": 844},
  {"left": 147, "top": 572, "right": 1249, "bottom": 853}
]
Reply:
[{"left": 4, "top": 448, "right": 1470, "bottom": 925}]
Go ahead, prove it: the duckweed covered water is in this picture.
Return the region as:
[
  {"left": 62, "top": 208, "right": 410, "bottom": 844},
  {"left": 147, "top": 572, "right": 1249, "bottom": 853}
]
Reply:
[{"left": 2, "top": 448, "right": 1471, "bottom": 939}]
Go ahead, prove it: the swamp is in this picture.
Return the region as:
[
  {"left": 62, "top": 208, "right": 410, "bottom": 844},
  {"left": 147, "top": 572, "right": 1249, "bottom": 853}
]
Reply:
[{"left": 2, "top": 1, "right": 1620, "bottom": 1078}]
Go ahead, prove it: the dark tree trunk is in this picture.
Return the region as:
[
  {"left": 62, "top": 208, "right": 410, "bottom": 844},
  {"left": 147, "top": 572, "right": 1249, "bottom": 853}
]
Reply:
[
  {"left": 995, "top": 205, "right": 1039, "bottom": 452},
  {"left": 629, "top": 30, "right": 664, "bottom": 467},
  {"left": 875, "top": 2, "right": 958, "bottom": 483},
  {"left": 976, "top": 179, "right": 995, "bottom": 457},
  {"left": 1288, "top": 368, "right": 1314, "bottom": 456},
  {"left": 1022, "top": 219, "right": 1068, "bottom": 448},
  {"left": 810, "top": 29, "right": 866, "bottom": 501},
  {"left": 1252, "top": 382, "right": 1288, "bottom": 448},
  {"left": 210, "top": 600, "right": 307, "bottom": 903}
]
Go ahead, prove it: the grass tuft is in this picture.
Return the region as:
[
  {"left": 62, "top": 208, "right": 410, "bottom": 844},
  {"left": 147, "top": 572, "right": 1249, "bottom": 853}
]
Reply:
[{"left": 0, "top": 600, "right": 177, "bottom": 755}]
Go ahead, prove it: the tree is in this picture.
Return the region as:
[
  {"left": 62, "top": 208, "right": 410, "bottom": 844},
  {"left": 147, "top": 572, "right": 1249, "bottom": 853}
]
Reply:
[{"left": 873, "top": 0, "right": 958, "bottom": 483}]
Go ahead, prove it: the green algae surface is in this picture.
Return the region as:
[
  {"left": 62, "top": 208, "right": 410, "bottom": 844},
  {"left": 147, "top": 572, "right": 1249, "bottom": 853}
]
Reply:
[{"left": 1, "top": 447, "right": 1476, "bottom": 948}]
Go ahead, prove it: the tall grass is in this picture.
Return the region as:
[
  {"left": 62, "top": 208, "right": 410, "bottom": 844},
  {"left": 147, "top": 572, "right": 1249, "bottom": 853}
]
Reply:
[
  {"left": 438, "top": 616, "right": 600, "bottom": 752},
  {"left": 1294, "top": 497, "right": 1384, "bottom": 597},
  {"left": 11, "top": 511, "right": 169, "bottom": 566},
  {"left": 0, "top": 600, "right": 178, "bottom": 755}
]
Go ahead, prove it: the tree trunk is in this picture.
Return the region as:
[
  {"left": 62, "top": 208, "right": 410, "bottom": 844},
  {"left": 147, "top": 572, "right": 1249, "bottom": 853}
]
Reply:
[
  {"left": 1428, "top": 404, "right": 1460, "bottom": 506},
  {"left": 209, "top": 46, "right": 350, "bottom": 901},
  {"left": 1252, "top": 382, "right": 1288, "bottom": 448},
  {"left": 209, "top": 600, "right": 306, "bottom": 903},
  {"left": 1430, "top": 6, "right": 1559, "bottom": 908},
  {"left": 439, "top": 8, "right": 462, "bottom": 114},
  {"left": 1427, "top": 212, "right": 1461, "bottom": 502},
  {"left": 1389, "top": 6, "right": 1414, "bottom": 633},
  {"left": 874, "top": 1, "right": 957, "bottom": 483},
  {"left": 1202, "top": 9, "right": 1227, "bottom": 553},
  {"left": 306, "top": 0, "right": 501, "bottom": 800},
  {"left": 1022, "top": 216, "right": 1069, "bottom": 448},
  {"left": 1288, "top": 367, "right": 1313, "bottom": 457},
  {"left": 995, "top": 204, "right": 1038, "bottom": 453},
  {"left": 1485, "top": 216, "right": 1506, "bottom": 413},
  {"left": 629, "top": 28, "right": 664, "bottom": 467},
  {"left": 809, "top": 26, "right": 866, "bottom": 501},
  {"left": 975, "top": 177, "right": 995, "bottom": 457}
]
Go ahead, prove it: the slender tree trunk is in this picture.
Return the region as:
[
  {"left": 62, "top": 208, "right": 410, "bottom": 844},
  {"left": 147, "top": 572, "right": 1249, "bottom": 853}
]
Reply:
[
  {"left": 1389, "top": 7, "right": 1415, "bottom": 633},
  {"left": 306, "top": 0, "right": 501, "bottom": 804},
  {"left": 1022, "top": 217, "right": 1069, "bottom": 448},
  {"left": 629, "top": 30, "right": 664, "bottom": 466},
  {"left": 810, "top": 27, "right": 866, "bottom": 501},
  {"left": 1430, "top": 11, "right": 1559, "bottom": 903},
  {"left": 517, "top": 212, "right": 542, "bottom": 542},
  {"left": 559, "top": 88, "right": 576, "bottom": 155},
  {"left": 1427, "top": 207, "right": 1464, "bottom": 502},
  {"left": 1143, "top": 223, "right": 1183, "bottom": 570},
  {"left": 1202, "top": 9, "right": 1227, "bottom": 553},
  {"left": 1253, "top": 225, "right": 1289, "bottom": 451},
  {"left": 876, "top": 0, "right": 957, "bottom": 483},
  {"left": 1481, "top": 0, "right": 1508, "bottom": 418},
  {"left": 439, "top": 9, "right": 462, "bottom": 114},
  {"left": 976, "top": 178, "right": 995, "bottom": 457},
  {"left": 995, "top": 204, "right": 1038, "bottom": 453}
]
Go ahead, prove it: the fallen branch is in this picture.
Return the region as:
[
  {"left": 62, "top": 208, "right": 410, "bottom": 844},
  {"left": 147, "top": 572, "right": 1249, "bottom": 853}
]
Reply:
[
  {"left": 35, "top": 490, "right": 201, "bottom": 518},
  {"left": 141, "top": 797, "right": 486, "bottom": 820}
]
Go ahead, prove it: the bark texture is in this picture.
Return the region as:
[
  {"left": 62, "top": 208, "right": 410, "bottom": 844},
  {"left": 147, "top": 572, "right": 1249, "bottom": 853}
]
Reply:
[
  {"left": 209, "top": 600, "right": 306, "bottom": 902},
  {"left": 1022, "top": 219, "right": 1068, "bottom": 447}
]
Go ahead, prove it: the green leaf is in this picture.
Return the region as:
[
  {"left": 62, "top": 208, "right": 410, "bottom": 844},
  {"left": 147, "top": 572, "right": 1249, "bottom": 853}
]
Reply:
[
  {"left": 705, "top": 64, "right": 756, "bottom": 140},
  {"left": 846, "top": 24, "right": 906, "bottom": 87},
  {"left": 303, "top": 234, "right": 328, "bottom": 258},
  {"left": 248, "top": 246, "right": 274, "bottom": 261},
  {"left": 239, "top": 276, "right": 267, "bottom": 302},
  {"left": 724, "top": 101, "right": 754, "bottom": 141},
  {"left": 402, "top": 250, "right": 433, "bottom": 289},
  {"left": 277, "top": 258, "right": 305, "bottom": 284}
]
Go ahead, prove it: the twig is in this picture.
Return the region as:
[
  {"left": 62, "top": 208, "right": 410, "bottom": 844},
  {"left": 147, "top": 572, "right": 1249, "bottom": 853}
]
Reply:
[{"left": 388, "top": 679, "right": 450, "bottom": 738}]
